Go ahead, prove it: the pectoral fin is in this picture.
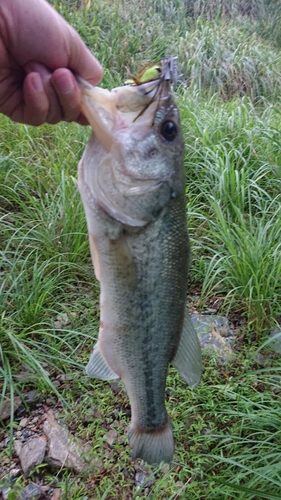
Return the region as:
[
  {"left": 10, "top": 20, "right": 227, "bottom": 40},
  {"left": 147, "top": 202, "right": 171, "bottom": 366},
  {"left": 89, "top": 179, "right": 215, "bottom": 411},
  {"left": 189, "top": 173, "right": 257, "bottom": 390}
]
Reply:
[
  {"left": 86, "top": 342, "right": 119, "bottom": 380},
  {"left": 89, "top": 234, "right": 101, "bottom": 282},
  {"left": 172, "top": 309, "right": 202, "bottom": 389}
]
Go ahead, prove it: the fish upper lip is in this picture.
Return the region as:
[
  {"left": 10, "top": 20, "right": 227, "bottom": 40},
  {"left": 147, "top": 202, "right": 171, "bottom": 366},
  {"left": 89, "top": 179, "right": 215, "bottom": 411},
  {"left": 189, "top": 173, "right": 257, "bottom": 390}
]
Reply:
[{"left": 76, "top": 74, "right": 173, "bottom": 151}]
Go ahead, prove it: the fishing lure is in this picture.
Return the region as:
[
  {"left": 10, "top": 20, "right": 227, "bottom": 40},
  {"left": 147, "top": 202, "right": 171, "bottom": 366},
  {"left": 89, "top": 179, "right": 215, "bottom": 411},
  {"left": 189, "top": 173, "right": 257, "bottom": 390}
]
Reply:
[
  {"left": 128, "top": 57, "right": 180, "bottom": 122},
  {"left": 125, "top": 57, "right": 180, "bottom": 89},
  {"left": 125, "top": 63, "right": 162, "bottom": 86}
]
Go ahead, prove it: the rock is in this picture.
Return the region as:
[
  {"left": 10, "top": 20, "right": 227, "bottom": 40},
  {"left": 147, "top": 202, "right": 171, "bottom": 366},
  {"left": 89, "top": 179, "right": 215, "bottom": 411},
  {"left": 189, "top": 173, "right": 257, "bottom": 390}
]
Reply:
[
  {"left": 0, "top": 486, "right": 11, "bottom": 500},
  {"left": 135, "top": 467, "right": 155, "bottom": 488},
  {"left": 54, "top": 312, "right": 70, "bottom": 329},
  {"left": 255, "top": 353, "right": 272, "bottom": 367},
  {"left": 175, "top": 481, "right": 184, "bottom": 488},
  {"left": 19, "top": 418, "right": 29, "bottom": 428},
  {"left": 160, "top": 463, "right": 170, "bottom": 474},
  {"left": 43, "top": 410, "right": 91, "bottom": 473},
  {"left": 57, "top": 373, "right": 73, "bottom": 382},
  {"left": 22, "top": 483, "right": 42, "bottom": 500},
  {"left": 0, "top": 397, "right": 22, "bottom": 420},
  {"left": 45, "top": 398, "right": 56, "bottom": 406},
  {"left": 89, "top": 457, "right": 103, "bottom": 470},
  {"left": 204, "top": 308, "right": 217, "bottom": 314},
  {"left": 191, "top": 314, "right": 235, "bottom": 362},
  {"left": 14, "top": 440, "right": 22, "bottom": 456},
  {"left": 24, "top": 390, "right": 42, "bottom": 404},
  {"left": 22, "top": 429, "right": 33, "bottom": 439},
  {"left": 0, "top": 439, "right": 7, "bottom": 451},
  {"left": 18, "top": 437, "right": 47, "bottom": 475},
  {"left": 110, "top": 380, "right": 120, "bottom": 394},
  {"left": 51, "top": 490, "right": 61, "bottom": 500},
  {"left": 104, "top": 429, "right": 118, "bottom": 446},
  {"left": 9, "top": 467, "right": 21, "bottom": 479}
]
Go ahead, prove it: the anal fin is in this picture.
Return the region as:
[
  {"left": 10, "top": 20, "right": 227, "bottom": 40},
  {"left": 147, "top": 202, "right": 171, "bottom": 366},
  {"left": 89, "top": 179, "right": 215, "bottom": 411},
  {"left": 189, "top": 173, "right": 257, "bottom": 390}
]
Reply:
[
  {"left": 172, "top": 309, "right": 202, "bottom": 389},
  {"left": 86, "top": 342, "right": 119, "bottom": 380}
]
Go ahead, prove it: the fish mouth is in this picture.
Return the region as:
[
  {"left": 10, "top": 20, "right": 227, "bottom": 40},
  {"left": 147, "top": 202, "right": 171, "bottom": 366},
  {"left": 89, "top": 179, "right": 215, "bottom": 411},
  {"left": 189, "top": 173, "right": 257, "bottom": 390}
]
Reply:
[{"left": 76, "top": 59, "right": 174, "bottom": 151}]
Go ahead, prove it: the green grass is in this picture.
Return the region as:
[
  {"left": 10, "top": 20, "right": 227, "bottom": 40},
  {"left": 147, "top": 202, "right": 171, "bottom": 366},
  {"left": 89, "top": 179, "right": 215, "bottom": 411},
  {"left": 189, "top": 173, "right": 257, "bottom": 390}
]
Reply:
[{"left": 1, "top": 0, "right": 281, "bottom": 498}]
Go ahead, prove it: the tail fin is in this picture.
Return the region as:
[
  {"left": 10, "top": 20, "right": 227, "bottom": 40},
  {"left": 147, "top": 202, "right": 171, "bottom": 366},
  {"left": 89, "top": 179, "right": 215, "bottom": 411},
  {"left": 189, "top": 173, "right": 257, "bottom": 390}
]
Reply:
[{"left": 128, "top": 421, "right": 174, "bottom": 465}]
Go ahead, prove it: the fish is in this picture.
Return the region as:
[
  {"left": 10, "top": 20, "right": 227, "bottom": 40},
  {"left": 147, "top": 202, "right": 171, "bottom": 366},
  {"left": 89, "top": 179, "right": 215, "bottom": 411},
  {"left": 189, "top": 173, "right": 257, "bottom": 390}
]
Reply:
[{"left": 77, "top": 58, "right": 202, "bottom": 465}]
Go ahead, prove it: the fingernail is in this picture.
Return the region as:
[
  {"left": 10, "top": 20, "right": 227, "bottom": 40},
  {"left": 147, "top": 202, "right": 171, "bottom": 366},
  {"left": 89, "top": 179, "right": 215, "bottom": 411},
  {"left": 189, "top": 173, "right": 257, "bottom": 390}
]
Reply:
[
  {"left": 57, "top": 72, "right": 75, "bottom": 94},
  {"left": 30, "top": 73, "right": 44, "bottom": 93}
]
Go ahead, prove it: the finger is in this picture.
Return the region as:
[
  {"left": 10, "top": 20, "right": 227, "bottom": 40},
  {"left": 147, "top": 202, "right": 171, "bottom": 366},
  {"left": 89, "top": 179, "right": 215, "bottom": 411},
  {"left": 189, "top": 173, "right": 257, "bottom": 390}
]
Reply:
[
  {"left": 22, "top": 72, "right": 49, "bottom": 126},
  {"left": 67, "top": 32, "right": 103, "bottom": 87},
  {"left": 50, "top": 68, "right": 83, "bottom": 123},
  {"left": 25, "top": 62, "right": 63, "bottom": 124}
]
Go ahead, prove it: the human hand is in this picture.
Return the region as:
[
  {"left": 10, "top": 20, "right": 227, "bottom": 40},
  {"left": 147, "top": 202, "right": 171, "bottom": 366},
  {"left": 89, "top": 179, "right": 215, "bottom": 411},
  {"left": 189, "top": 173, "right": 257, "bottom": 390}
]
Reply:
[{"left": 0, "top": 0, "right": 103, "bottom": 126}]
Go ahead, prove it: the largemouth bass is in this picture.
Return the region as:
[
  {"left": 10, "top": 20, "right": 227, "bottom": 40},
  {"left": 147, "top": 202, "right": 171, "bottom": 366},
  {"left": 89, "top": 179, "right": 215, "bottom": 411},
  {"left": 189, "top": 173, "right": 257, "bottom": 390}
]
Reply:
[{"left": 77, "top": 58, "right": 202, "bottom": 465}]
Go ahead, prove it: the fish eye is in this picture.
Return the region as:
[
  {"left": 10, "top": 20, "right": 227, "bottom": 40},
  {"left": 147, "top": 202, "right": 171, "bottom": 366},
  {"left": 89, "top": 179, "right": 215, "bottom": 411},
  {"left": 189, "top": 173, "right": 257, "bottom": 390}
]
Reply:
[{"left": 160, "top": 120, "right": 178, "bottom": 142}]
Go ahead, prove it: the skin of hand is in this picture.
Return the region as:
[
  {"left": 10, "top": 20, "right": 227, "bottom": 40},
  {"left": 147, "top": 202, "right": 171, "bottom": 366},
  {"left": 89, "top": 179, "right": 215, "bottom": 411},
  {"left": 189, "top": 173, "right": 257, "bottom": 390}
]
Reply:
[{"left": 0, "top": 0, "right": 103, "bottom": 125}]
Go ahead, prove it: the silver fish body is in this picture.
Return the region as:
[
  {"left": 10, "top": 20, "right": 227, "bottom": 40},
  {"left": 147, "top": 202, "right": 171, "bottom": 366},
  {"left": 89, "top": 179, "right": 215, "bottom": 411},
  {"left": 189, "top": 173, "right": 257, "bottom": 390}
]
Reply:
[{"left": 77, "top": 65, "right": 202, "bottom": 465}]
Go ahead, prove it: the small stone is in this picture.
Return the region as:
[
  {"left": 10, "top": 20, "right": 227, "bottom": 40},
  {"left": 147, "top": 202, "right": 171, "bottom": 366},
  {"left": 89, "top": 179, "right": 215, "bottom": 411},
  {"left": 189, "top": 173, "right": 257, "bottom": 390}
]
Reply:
[
  {"left": 22, "top": 429, "right": 33, "bottom": 439},
  {"left": 22, "top": 483, "right": 42, "bottom": 500},
  {"left": 54, "top": 313, "right": 70, "bottom": 330},
  {"left": 204, "top": 308, "right": 217, "bottom": 314},
  {"left": 110, "top": 380, "right": 120, "bottom": 394},
  {"left": 0, "top": 397, "right": 22, "bottom": 420},
  {"left": 43, "top": 410, "right": 91, "bottom": 473},
  {"left": 135, "top": 471, "right": 146, "bottom": 487},
  {"left": 41, "top": 485, "right": 51, "bottom": 492},
  {"left": 219, "top": 327, "right": 229, "bottom": 337},
  {"left": 57, "top": 312, "right": 69, "bottom": 326},
  {"left": 135, "top": 469, "right": 155, "bottom": 488},
  {"left": 51, "top": 490, "right": 61, "bottom": 500},
  {"left": 19, "top": 437, "right": 47, "bottom": 475},
  {"left": 31, "top": 417, "right": 39, "bottom": 424},
  {"left": 0, "top": 439, "right": 6, "bottom": 450},
  {"left": 160, "top": 464, "right": 170, "bottom": 474},
  {"left": 192, "top": 314, "right": 235, "bottom": 362},
  {"left": 175, "top": 480, "right": 184, "bottom": 488},
  {"left": 45, "top": 398, "right": 56, "bottom": 406},
  {"left": 104, "top": 429, "right": 118, "bottom": 446},
  {"left": 15, "top": 404, "right": 26, "bottom": 418},
  {"left": 53, "top": 381, "right": 61, "bottom": 388},
  {"left": 57, "top": 374, "right": 73, "bottom": 382},
  {"left": 90, "top": 457, "right": 103, "bottom": 470},
  {"left": 1, "top": 487, "right": 11, "bottom": 500},
  {"left": 24, "top": 390, "right": 42, "bottom": 404},
  {"left": 20, "top": 418, "right": 28, "bottom": 428},
  {"left": 255, "top": 353, "right": 272, "bottom": 367},
  {"left": 9, "top": 467, "right": 21, "bottom": 479},
  {"left": 14, "top": 440, "right": 22, "bottom": 455},
  {"left": 15, "top": 431, "right": 22, "bottom": 437}
]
